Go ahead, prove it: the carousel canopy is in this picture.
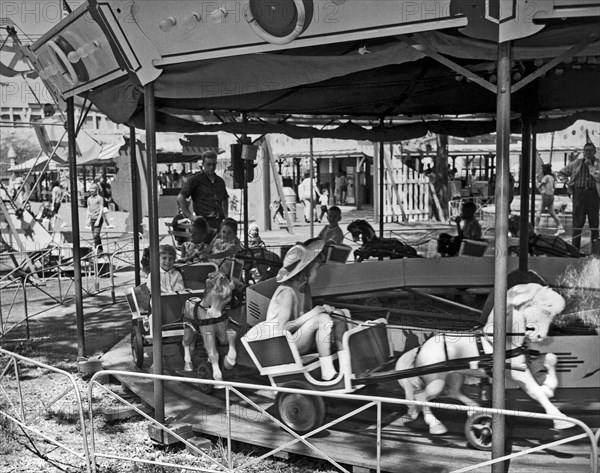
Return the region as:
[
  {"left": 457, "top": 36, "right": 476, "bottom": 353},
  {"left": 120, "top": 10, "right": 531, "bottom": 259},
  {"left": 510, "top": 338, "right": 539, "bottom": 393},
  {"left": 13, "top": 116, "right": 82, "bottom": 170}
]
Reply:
[{"left": 85, "top": 21, "right": 600, "bottom": 140}]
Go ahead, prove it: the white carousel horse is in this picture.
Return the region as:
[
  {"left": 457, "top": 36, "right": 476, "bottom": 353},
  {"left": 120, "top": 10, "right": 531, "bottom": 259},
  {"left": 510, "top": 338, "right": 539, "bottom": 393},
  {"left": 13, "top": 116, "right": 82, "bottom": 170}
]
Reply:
[
  {"left": 181, "top": 271, "right": 237, "bottom": 382},
  {"left": 396, "top": 283, "right": 571, "bottom": 435}
]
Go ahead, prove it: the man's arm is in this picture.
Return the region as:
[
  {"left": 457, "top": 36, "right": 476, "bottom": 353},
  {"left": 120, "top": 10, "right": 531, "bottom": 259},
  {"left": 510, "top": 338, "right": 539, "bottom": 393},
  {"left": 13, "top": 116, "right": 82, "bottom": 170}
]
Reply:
[
  {"left": 222, "top": 197, "right": 229, "bottom": 218},
  {"left": 556, "top": 161, "right": 574, "bottom": 182},
  {"left": 587, "top": 158, "right": 600, "bottom": 183},
  {"left": 177, "top": 193, "right": 193, "bottom": 219}
]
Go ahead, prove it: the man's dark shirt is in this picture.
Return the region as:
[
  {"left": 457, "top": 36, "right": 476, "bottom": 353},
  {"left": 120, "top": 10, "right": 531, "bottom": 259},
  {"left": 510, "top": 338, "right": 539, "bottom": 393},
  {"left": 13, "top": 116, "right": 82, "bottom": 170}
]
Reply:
[{"left": 180, "top": 171, "right": 228, "bottom": 219}]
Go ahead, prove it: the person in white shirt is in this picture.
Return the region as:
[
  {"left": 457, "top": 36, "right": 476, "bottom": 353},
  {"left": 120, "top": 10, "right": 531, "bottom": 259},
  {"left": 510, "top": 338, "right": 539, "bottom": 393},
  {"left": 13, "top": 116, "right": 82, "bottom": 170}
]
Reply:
[
  {"left": 535, "top": 164, "right": 565, "bottom": 236},
  {"left": 297, "top": 171, "right": 320, "bottom": 223},
  {"left": 85, "top": 184, "right": 105, "bottom": 254},
  {"left": 317, "top": 188, "right": 329, "bottom": 223},
  {"left": 146, "top": 245, "right": 185, "bottom": 293}
]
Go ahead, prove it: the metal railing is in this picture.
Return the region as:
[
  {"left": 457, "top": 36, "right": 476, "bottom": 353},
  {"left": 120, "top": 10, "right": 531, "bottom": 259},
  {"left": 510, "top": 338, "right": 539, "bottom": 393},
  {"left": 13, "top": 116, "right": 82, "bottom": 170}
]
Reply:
[
  {"left": 0, "top": 348, "right": 92, "bottom": 473},
  {"left": 1, "top": 348, "right": 597, "bottom": 473},
  {"left": 0, "top": 242, "right": 137, "bottom": 340},
  {"left": 87, "top": 369, "right": 599, "bottom": 473}
]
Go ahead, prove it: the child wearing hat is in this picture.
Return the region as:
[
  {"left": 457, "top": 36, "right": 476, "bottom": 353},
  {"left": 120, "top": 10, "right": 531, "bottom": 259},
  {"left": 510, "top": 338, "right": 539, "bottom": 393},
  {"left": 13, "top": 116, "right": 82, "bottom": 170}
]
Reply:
[{"left": 244, "top": 239, "right": 339, "bottom": 381}]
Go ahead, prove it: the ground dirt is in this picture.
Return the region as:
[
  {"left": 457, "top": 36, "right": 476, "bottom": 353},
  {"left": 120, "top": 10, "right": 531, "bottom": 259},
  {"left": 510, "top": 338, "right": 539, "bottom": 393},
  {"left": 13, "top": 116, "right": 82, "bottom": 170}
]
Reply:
[{"left": 0, "top": 337, "right": 345, "bottom": 473}]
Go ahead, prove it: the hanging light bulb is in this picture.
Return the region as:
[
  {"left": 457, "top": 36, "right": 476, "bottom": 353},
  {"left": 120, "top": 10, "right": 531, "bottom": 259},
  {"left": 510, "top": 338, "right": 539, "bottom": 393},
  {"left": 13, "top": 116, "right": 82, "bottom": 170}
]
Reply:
[
  {"left": 181, "top": 12, "right": 201, "bottom": 31},
  {"left": 159, "top": 16, "right": 177, "bottom": 32},
  {"left": 68, "top": 51, "right": 80, "bottom": 63},
  {"left": 210, "top": 8, "right": 227, "bottom": 23}
]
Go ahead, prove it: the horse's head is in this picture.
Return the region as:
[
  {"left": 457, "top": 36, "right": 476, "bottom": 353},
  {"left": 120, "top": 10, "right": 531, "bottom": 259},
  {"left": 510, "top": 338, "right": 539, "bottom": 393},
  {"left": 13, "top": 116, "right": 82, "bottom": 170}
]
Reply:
[
  {"left": 203, "top": 271, "right": 234, "bottom": 310},
  {"left": 347, "top": 220, "right": 375, "bottom": 243},
  {"left": 508, "top": 284, "right": 566, "bottom": 342}
]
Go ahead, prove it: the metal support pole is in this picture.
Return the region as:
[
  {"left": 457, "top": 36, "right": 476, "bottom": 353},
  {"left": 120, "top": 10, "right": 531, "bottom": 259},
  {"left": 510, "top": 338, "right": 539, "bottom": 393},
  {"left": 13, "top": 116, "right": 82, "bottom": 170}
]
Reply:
[
  {"left": 309, "top": 138, "right": 314, "bottom": 237},
  {"left": 130, "top": 127, "right": 141, "bottom": 286},
  {"left": 492, "top": 41, "right": 512, "bottom": 473},
  {"left": 379, "top": 125, "right": 385, "bottom": 238},
  {"left": 144, "top": 83, "right": 165, "bottom": 425},
  {"left": 530, "top": 132, "right": 538, "bottom": 228},
  {"left": 519, "top": 116, "right": 532, "bottom": 271},
  {"left": 67, "top": 97, "right": 86, "bottom": 358},
  {"left": 262, "top": 141, "right": 271, "bottom": 231}
]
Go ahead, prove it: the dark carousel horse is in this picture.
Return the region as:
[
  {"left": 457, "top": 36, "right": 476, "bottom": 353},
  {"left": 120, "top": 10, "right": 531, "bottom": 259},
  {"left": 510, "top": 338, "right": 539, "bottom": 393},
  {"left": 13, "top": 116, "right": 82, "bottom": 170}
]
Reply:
[
  {"left": 347, "top": 220, "right": 420, "bottom": 262},
  {"left": 235, "top": 247, "right": 282, "bottom": 282}
]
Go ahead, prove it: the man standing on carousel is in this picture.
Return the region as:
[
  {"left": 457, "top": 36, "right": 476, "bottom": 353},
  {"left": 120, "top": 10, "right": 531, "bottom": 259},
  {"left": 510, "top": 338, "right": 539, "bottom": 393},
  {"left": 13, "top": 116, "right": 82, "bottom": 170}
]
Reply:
[
  {"left": 177, "top": 150, "right": 229, "bottom": 232},
  {"left": 557, "top": 142, "right": 600, "bottom": 253}
]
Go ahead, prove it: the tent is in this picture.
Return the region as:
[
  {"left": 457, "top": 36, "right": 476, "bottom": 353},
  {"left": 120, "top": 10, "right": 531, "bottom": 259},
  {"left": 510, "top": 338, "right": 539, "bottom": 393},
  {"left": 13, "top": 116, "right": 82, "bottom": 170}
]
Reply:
[{"left": 7, "top": 155, "right": 65, "bottom": 173}]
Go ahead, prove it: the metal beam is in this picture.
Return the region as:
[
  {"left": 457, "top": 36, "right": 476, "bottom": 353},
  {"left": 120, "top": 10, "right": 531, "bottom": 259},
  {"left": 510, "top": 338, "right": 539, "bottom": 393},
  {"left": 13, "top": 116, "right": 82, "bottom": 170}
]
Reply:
[
  {"left": 519, "top": 117, "right": 532, "bottom": 271},
  {"left": 492, "top": 41, "right": 512, "bottom": 473},
  {"left": 511, "top": 33, "right": 599, "bottom": 94},
  {"left": 145, "top": 83, "right": 165, "bottom": 425},
  {"left": 402, "top": 34, "right": 497, "bottom": 94},
  {"left": 130, "top": 126, "right": 141, "bottom": 287},
  {"left": 67, "top": 97, "right": 86, "bottom": 358}
]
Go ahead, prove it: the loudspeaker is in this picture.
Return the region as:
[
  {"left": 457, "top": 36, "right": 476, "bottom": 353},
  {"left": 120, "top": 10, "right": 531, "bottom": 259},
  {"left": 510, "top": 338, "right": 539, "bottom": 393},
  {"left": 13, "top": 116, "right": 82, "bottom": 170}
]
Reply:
[
  {"left": 241, "top": 144, "right": 258, "bottom": 161},
  {"left": 231, "top": 144, "right": 244, "bottom": 189}
]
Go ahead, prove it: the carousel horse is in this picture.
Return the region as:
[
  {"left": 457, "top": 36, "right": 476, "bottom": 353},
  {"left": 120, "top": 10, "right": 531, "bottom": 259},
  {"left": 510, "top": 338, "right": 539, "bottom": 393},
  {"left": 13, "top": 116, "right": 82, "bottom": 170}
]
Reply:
[
  {"left": 347, "top": 219, "right": 419, "bottom": 261},
  {"left": 235, "top": 247, "right": 282, "bottom": 282},
  {"left": 181, "top": 271, "right": 237, "bottom": 382},
  {"left": 396, "top": 283, "right": 571, "bottom": 435}
]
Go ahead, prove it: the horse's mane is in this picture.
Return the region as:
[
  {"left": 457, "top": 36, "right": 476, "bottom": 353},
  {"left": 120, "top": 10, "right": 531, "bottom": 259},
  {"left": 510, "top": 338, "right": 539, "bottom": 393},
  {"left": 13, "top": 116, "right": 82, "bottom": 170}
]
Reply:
[
  {"left": 348, "top": 220, "right": 376, "bottom": 237},
  {"left": 205, "top": 271, "right": 233, "bottom": 302}
]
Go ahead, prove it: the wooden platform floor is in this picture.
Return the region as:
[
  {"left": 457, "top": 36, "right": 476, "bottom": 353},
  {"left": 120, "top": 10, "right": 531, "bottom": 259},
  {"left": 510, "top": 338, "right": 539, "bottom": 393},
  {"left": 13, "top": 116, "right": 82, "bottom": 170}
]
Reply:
[{"left": 100, "top": 337, "right": 596, "bottom": 473}]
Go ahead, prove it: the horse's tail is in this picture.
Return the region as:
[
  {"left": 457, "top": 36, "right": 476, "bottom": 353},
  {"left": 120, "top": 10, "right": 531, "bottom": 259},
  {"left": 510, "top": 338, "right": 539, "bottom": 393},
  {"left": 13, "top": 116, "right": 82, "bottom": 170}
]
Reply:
[{"left": 396, "top": 347, "right": 424, "bottom": 399}]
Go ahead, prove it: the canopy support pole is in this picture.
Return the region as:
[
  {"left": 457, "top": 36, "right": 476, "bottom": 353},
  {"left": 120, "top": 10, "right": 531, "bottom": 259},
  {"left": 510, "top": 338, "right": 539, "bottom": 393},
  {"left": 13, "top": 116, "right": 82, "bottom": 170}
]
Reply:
[
  {"left": 379, "top": 118, "right": 385, "bottom": 238},
  {"left": 309, "top": 138, "right": 315, "bottom": 238},
  {"left": 67, "top": 97, "right": 86, "bottom": 358},
  {"left": 145, "top": 83, "right": 165, "bottom": 425},
  {"left": 492, "top": 41, "right": 512, "bottom": 473},
  {"left": 519, "top": 115, "right": 532, "bottom": 271},
  {"left": 130, "top": 126, "right": 141, "bottom": 286},
  {"left": 530, "top": 131, "right": 538, "bottom": 229}
]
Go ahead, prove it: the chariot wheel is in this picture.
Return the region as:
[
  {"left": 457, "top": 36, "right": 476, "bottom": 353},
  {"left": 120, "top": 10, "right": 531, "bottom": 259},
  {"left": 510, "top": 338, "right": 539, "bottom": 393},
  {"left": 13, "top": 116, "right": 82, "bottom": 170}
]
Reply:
[
  {"left": 131, "top": 325, "right": 144, "bottom": 368},
  {"left": 195, "top": 360, "right": 215, "bottom": 394},
  {"left": 276, "top": 381, "right": 326, "bottom": 434},
  {"left": 465, "top": 413, "right": 493, "bottom": 451}
]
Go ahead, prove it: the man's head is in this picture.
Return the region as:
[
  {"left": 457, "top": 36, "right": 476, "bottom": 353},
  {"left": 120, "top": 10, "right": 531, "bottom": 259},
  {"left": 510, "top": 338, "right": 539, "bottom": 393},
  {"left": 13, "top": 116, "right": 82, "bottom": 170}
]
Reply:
[
  {"left": 201, "top": 150, "right": 218, "bottom": 176},
  {"left": 583, "top": 142, "right": 597, "bottom": 160}
]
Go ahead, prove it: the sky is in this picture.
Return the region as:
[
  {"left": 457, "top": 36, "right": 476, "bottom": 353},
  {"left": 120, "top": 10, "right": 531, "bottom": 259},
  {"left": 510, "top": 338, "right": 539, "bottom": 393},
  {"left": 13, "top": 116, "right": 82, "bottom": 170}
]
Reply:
[
  {"left": 1, "top": 0, "right": 66, "bottom": 44},
  {"left": 1, "top": 1, "right": 68, "bottom": 107}
]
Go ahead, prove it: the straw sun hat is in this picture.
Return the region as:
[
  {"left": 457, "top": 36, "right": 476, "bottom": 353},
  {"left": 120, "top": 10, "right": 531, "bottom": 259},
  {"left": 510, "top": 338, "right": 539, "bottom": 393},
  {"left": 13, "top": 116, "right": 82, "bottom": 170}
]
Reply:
[{"left": 276, "top": 240, "right": 325, "bottom": 283}]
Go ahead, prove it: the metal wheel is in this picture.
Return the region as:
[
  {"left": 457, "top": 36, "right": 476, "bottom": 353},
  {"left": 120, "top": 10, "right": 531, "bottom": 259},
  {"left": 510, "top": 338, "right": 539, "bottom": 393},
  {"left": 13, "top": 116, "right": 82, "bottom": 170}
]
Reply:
[
  {"left": 276, "top": 381, "right": 326, "bottom": 434},
  {"left": 465, "top": 413, "right": 493, "bottom": 451},
  {"left": 195, "top": 360, "right": 214, "bottom": 395},
  {"left": 131, "top": 325, "right": 144, "bottom": 368}
]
